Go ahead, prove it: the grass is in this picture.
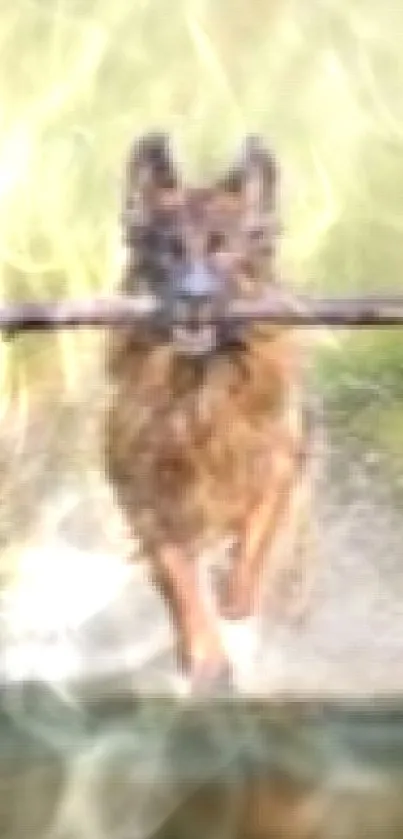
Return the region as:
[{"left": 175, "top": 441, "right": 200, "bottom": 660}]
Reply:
[{"left": 1, "top": 0, "right": 403, "bottom": 550}]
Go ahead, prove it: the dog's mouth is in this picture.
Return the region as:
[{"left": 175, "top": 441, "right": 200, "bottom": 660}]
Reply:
[{"left": 172, "top": 324, "right": 218, "bottom": 357}]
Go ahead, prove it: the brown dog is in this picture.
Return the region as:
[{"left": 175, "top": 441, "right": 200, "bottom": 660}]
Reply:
[{"left": 104, "top": 133, "right": 315, "bottom": 690}]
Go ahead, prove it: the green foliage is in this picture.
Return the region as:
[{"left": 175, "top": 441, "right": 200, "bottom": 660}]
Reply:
[{"left": 1, "top": 0, "right": 403, "bottom": 465}]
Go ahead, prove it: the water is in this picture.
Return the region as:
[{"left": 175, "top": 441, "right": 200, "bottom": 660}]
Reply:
[{"left": 2, "top": 386, "right": 403, "bottom": 836}]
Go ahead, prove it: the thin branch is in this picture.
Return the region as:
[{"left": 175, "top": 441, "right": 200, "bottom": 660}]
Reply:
[{"left": 2, "top": 293, "right": 403, "bottom": 335}]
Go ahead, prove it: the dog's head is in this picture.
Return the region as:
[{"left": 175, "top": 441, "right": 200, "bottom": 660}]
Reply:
[{"left": 120, "top": 132, "right": 280, "bottom": 356}]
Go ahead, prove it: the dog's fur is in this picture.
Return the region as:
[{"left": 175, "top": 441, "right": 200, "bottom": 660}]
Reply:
[{"left": 104, "top": 133, "right": 315, "bottom": 686}]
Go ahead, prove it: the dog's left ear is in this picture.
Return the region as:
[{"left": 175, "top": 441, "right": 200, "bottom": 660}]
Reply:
[
  {"left": 240, "top": 134, "right": 278, "bottom": 221},
  {"left": 217, "top": 134, "right": 279, "bottom": 227}
]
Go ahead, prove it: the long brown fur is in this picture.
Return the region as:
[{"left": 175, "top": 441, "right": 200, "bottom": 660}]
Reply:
[
  {"left": 104, "top": 132, "right": 314, "bottom": 686},
  {"left": 106, "top": 323, "right": 299, "bottom": 553}
]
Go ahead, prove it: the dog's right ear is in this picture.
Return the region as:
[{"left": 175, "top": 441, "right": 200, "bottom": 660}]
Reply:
[{"left": 122, "top": 132, "right": 181, "bottom": 236}]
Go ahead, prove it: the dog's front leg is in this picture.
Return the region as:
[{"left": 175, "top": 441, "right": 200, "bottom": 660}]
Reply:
[
  {"left": 153, "top": 545, "right": 232, "bottom": 689},
  {"left": 219, "top": 434, "right": 303, "bottom": 621}
]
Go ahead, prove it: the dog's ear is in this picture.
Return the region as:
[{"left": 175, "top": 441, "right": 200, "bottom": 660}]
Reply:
[
  {"left": 217, "top": 134, "right": 279, "bottom": 228},
  {"left": 240, "top": 134, "right": 278, "bottom": 222},
  {"left": 122, "top": 132, "right": 181, "bottom": 235}
]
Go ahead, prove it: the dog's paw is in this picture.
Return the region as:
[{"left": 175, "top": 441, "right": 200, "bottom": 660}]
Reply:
[
  {"left": 190, "top": 658, "right": 234, "bottom": 696},
  {"left": 183, "top": 628, "right": 235, "bottom": 695}
]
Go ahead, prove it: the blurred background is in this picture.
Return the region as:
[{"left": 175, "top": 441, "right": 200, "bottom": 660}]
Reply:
[
  {"left": 1, "top": 0, "right": 403, "bottom": 573},
  {"left": 0, "top": 0, "right": 403, "bottom": 613},
  {"left": 0, "top": 0, "right": 402, "bottom": 556},
  {"left": 2, "top": 3, "right": 403, "bottom": 837}
]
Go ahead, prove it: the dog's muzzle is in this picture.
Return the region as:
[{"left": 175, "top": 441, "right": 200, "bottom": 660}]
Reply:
[
  {"left": 171, "top": 297, "right": 219, "bottom": 357},
  {"left": 171, "top": 262, "right": 223, "bottom": 357}
]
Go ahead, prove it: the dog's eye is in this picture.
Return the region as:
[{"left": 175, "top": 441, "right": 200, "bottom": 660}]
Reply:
[
  {"left": 208, "top": 231, "right": 226, "bottom": 252},
  {"left": 246, "top": 225, "right": 265, "bottom": 243},
  {"left": 169, "top": 236, "right": 184, "bottom": 259},
  {"left": 139, "top": 228, "right": 158, "bottom": 250}
]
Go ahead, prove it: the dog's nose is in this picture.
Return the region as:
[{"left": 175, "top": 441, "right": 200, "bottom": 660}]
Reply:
[
  {"left": 175, "top": 261, "right": 218, "bottom": 303},
  {"left": 171, "top": 262, "right": 220, "bottom": 356}
]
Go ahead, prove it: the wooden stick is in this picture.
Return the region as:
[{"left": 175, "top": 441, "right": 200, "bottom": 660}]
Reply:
[{"left": 2, "top": 293, "right": 403, "bottom": 335}]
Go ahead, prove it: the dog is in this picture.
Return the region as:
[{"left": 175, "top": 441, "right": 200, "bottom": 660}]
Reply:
[{"left": 104, "top": 132, "right": 316, "bottom": 691}]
